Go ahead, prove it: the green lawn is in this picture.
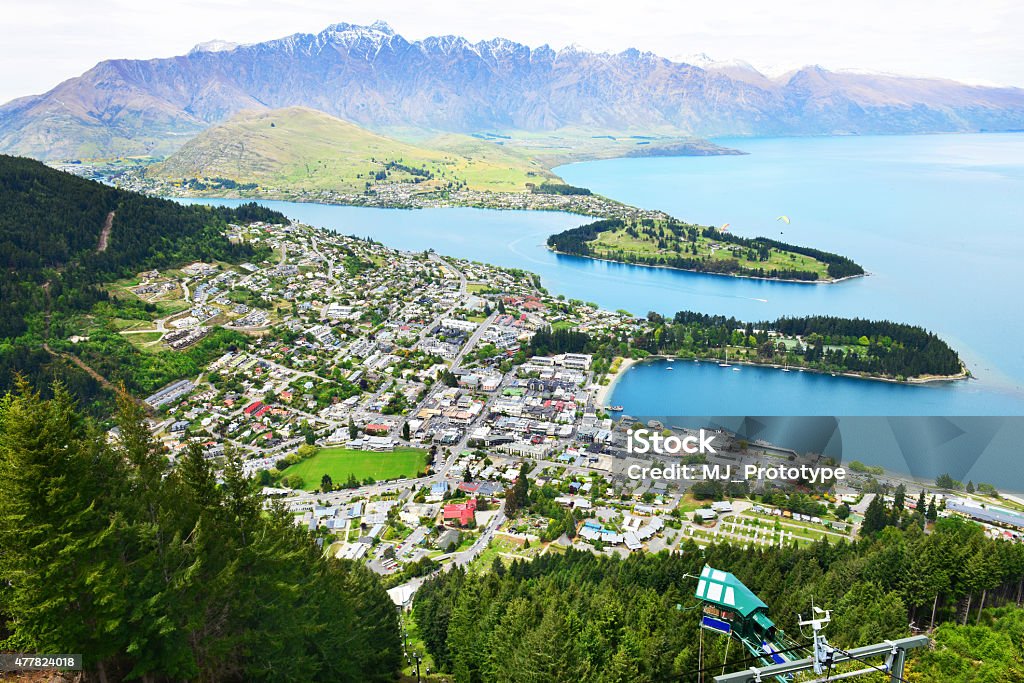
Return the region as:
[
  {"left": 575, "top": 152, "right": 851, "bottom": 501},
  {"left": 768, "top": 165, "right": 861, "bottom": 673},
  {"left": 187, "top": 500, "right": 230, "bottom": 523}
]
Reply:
[
  {"left": 155, "top": 299, "right": 190, "bottom": 316},
  {"left": 590, "top": 222, "right": 831, "bottom": 278},
  {"left": 285, "top": 446, "right": 426, "bottom": 490},
  {"left": 123, "top": 331, "right": 164, "bottom": 353},
  {"left": 110, "top": 318, "right": 154, "bottom": 331}
]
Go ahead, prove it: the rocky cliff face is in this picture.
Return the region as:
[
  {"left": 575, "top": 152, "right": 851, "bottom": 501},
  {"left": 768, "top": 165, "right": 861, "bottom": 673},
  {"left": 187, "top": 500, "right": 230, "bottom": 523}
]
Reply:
[{"left": 3, "top": 21, "right": 1023, "bottom": 159}]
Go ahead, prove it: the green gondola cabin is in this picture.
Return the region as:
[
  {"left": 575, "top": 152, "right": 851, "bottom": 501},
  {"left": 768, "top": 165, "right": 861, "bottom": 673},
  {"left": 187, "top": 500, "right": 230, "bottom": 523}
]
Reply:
[{"left": 695, "top": 565, "right": 779, "bottom": 645}]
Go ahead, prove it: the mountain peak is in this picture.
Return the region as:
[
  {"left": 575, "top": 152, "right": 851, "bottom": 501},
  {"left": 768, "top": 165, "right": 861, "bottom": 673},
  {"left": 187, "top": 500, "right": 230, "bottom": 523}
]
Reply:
[
  {"left": 189, "top": 39, "right": 240, "bottom": 55},
  {"left": 321, "top": 20, "right": 395, "bottom": 37}
]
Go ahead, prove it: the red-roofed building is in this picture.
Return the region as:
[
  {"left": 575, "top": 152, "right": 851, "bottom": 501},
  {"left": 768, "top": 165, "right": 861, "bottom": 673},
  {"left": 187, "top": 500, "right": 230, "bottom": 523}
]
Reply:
[
  {"left": 365, "top": 423, "right": 390, "bottom": 435},
  {"left": 443, "top": 499, "right": 478, "bottom": 527},
  {"left": 243, "top": 401, "right": 264, "bottom": 415}
]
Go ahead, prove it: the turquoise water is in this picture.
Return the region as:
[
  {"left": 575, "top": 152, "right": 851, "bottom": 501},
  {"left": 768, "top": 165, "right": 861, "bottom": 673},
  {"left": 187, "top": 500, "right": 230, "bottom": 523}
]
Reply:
[
  {"left": 184, "top": 132, "right": 1024, "bottom": 416},
  {"left": 557, "top": 133, "right": 1024, "bottom": 416}
]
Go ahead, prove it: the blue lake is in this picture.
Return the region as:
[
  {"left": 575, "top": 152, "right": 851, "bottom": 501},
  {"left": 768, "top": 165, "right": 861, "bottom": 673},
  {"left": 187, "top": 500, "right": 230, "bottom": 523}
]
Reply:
[{"left": 185, "top": 132, "right": 1024, "bottom": 417}]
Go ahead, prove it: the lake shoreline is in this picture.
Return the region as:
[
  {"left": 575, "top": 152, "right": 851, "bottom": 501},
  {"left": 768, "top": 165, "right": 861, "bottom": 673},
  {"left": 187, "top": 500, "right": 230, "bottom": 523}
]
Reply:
[
  {"left": 594, "top": 357, "right": 637, "bottom": 409},
  {"left": 604, "top": 354, "right": 969, "bottom": 398}
]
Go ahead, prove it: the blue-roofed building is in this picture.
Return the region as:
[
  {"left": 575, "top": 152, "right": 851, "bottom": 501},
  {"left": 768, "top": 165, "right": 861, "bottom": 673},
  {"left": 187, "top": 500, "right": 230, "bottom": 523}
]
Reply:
[{"left": 946, "top": 499, "right": 1024, "bottom": 529}]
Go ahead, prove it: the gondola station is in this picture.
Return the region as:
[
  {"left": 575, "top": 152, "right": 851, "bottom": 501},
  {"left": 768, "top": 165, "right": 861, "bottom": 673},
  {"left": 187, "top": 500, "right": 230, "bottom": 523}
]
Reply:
[{"left": 694, "top": 565, "right": 928, "bottom": 682}]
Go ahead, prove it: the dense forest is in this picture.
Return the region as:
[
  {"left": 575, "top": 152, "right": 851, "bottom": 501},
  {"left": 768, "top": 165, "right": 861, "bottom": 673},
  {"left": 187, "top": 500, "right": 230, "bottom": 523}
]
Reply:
[
  {"left": 547, "top": 218, "right": 864, "bottom": 280},
  {"left": 0, "top": 381, "right": 402, "bottom": 681},
  {"left": 528, "top": 311, "right": 962, "bottom": 379},
  {"left": 0, "top": 155, "right": 284, "bottom": 406},
  {"left": 637, "top": 312, "right": 963, "bottom": 378},
  {"left": 414, "top": 512, "right": 1024, "bottom": 682}
]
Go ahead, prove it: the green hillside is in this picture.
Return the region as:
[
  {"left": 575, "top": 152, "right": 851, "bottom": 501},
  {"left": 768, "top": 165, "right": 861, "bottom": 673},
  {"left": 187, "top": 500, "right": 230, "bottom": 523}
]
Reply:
[
  {"left": 0, "top": 154, "right": 285, "bottom": 408},
  {"left": 150, "top": 107, "right": 560, "bottom": 193}
]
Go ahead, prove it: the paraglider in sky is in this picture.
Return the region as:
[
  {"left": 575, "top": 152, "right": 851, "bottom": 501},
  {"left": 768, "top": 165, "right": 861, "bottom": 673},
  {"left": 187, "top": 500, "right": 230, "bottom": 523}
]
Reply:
[
  {"left": 776, "top": 215, "right": 791, "bottom": 224},
  {"left": 720, "top": 223, "right": 730, "bottom": 232}
]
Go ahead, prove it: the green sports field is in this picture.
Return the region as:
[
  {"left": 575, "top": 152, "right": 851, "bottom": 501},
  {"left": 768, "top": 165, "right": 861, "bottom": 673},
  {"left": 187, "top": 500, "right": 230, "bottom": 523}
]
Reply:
[{"left": 285, "top": 446, "right": 426, "bottom": 490}]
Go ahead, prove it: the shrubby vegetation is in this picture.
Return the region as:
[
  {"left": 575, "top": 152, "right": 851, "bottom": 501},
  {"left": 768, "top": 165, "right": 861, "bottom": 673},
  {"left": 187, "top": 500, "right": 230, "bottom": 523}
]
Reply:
[
  {"left": 0, "top": 381, "right": 401, "bottom": 681},
  {"left": 66, "top": 326, "right": 250, "bottom": 396}
]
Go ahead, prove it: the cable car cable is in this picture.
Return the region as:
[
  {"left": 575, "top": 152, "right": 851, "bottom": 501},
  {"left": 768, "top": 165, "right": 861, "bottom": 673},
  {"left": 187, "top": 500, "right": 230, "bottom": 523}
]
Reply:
[{"left": 673, "top": 642, "right": 812, "bottom": 681}]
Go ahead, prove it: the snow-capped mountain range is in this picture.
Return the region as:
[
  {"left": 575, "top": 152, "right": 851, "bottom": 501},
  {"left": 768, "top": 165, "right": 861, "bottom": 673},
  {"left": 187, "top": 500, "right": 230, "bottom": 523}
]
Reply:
[{"left": 2, "top": 20, "right": 1023, "bottom": 159}]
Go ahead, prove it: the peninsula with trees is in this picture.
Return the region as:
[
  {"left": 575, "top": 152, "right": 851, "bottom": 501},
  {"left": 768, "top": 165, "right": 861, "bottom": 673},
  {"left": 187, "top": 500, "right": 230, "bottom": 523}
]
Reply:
[
  {"left": 547, "top": 217, "right": 866, "bottom": 282},
  {"left": 533, "top": 311, "right": 967, "bottom": 384}
]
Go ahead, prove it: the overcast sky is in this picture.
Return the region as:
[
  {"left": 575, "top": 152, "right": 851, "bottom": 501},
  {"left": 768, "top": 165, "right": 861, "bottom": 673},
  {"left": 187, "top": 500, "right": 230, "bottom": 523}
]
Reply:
[{"left": 2, "top": 0, "right": 1022, "bottom": 104}]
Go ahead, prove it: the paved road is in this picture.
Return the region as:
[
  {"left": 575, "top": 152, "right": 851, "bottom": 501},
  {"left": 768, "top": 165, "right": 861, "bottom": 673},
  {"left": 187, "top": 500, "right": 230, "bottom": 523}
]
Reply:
[
  {"left": 413, "top": 252, "right": 469, "bottom": 346},
  {"left": 451, "top": 310, "right": 500, "bottom": 369}
]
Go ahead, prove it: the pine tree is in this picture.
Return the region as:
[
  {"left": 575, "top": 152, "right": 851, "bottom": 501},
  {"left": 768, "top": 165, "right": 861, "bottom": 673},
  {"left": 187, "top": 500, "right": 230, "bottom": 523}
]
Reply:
[
  {"left": 863, "top": 494, "right": 890, "bottom": 534},
  {"left": 0, "top": 381, "right": 127, "bottom": 672},
  {"left": 893, "top": 483, "right": 906, "bottom": 512},
  {"left": 506, "top": 463, "right": 531, "bottom": 517}
]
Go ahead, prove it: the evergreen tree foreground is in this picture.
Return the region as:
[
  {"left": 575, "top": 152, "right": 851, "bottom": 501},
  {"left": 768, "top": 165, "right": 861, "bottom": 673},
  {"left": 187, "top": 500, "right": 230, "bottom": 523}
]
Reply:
[{"left": 0, "top": 379, "right": 401, "bottom": 682}]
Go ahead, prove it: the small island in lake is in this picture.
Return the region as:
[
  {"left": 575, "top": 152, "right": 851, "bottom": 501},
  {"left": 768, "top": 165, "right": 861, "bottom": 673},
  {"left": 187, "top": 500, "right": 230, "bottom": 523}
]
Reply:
[{"left": 547, "top": 216, "right": 865, "bottom": 282}]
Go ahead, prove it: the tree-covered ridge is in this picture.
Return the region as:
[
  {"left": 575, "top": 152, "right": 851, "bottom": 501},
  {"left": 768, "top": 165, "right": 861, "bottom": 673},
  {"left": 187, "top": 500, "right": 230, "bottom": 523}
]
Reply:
[
  {"left": 414, "top": 518, "right": 1024, "bottom": 683},
  {"left": 0, "top": 154, "right": 284, "bottom": 339},
  {"left": 0, "top": 155, "right": 285, "bottom": 408},
  {"left": 547, "top": 217, "right": 865, "bottom": 281},
  {"left": 0, "top": 382, "right": 402, "bottom": 682}
]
